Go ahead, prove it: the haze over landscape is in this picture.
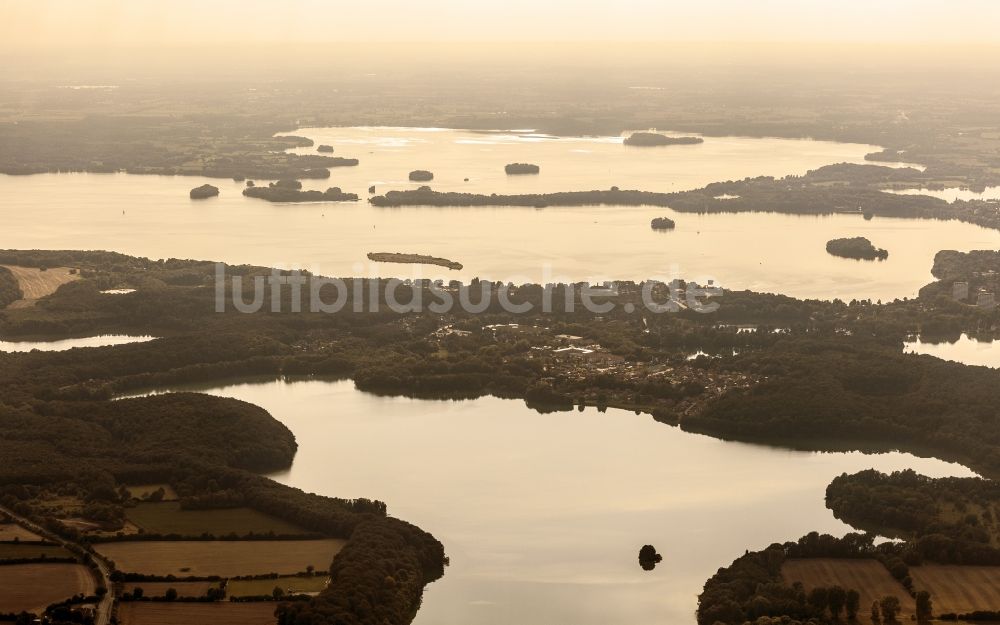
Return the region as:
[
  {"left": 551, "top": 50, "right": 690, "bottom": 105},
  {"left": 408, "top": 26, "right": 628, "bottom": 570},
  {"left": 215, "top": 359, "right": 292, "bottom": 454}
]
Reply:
[{"left": 3, "top": 3, "right": 1000, "bottom": 625}]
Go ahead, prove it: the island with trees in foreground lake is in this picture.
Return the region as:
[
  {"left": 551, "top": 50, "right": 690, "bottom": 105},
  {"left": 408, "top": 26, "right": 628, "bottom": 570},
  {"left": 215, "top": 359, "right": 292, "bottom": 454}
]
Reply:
[
  {"left": 650, "top": 216, "right": 676, "bottom": 230},
  {"left": 366, "top": 252, "right": 463, "bottom": 270},
  {"left": 624, "top": 132, "right": 704, "bottom": 147},
  {"left": 826, "top": 237, "right": 889, "bottom": 260}
]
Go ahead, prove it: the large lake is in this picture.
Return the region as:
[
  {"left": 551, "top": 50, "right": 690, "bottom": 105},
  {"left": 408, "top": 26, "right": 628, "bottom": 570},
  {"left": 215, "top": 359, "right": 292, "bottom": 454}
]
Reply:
[
  {"left": 1, "top": 127, "right": 997, "bottom": 301},
  {"left": 159, "top": 378, "right": 976, "bottom": 625}
]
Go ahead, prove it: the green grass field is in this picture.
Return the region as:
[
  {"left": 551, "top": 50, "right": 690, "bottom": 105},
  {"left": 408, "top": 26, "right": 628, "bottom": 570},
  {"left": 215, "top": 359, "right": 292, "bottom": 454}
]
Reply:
[
  {"left": 228, "top": 575, "right": 329, "bottom": 597},
  {"left": 0, "top": 542, "right": 73, "bottom": 560},
  {"left": 126, "top": 502, "right": 311, "bottom": 537}
]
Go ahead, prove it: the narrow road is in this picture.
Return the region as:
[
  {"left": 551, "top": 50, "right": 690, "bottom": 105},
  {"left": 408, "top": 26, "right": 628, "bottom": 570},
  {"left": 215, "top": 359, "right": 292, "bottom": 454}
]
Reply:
[{"left": 0, "top": 504, "right": 114, "bottom": 625}]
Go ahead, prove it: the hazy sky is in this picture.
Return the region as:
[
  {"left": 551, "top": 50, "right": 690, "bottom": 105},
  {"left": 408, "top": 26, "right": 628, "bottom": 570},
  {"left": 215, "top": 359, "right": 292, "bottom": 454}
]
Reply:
[{"left": 4, "top": 0, "right": 1000, "bottom": 46}]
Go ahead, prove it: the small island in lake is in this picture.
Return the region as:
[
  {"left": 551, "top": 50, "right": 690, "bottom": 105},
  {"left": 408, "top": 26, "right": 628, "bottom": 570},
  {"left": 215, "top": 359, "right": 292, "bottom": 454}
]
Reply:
[
  {"left": 638, "top": 544, "right": 662, "bottom": 571},
  {"left": 244, "top": 181, "right": 359, "bottom": 203},
  {"left": 650, "top": 216, "right": 676, "bottom": 230},
  {"left": 367, "top": 252, "right": 463, "bottom": 270},
  {"left": 300, "top": 167, "right": 331, "bottom": 179},
  {"left": 624, "top": 132, "right": 704, "bottom": 147},
  {"left": 409, "top": 170, "right": 434, "bottom": 182},
  {"left": 505, "top": 163, "right": 540, "bottom": 175},
  {"left": 189, "top": 184, "right": 220, "bottom": 199},
  {"left": 317, "top": 144, "right": 334, "bottom": 153},
  {"left": 826, "top": 236, "right": 889, "bottom": 260}
]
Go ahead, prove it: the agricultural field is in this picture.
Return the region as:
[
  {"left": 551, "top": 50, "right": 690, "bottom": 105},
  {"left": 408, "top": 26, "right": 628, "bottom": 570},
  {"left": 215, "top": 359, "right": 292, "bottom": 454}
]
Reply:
[
  {"left": 228, "top": 575, "right": 330, "bottom": 598},
  {"left": 0, "top": 541, "right": 73, "bottom": 560},
  {"left": 95, "top": 539, "right": 346, "bottom": 577},
  {"left": 0, "top": 265, "right": 79, "bottom": 307},
  {"left": 122, "top": 581, "right": 221, "bottom": 598},
  {"left": 782, "top": 558, "right": 916, "bottom": 624},
  {"left": 126, "top": 484, "right": 179, "bottom": 501},
  {"left": 125, "top": 502, "right": 311, "bottom": 536},
  {"left": 909, "top": 564, "right": 1000, "bottom": 615},
  {"left": 117, "top": 602, "right": 279, "bottom": 625},
  {"left": 0, "top": 563, "right": 96, "bottom": 614},
  {"left": 0, "top": 522, "right": 41, "bottom": 541}
]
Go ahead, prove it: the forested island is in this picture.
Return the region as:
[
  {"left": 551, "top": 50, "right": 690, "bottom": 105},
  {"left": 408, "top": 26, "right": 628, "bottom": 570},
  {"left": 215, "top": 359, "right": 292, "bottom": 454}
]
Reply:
[
  {"left": 189, "top": 184, "right": 219, "bottom": 199},
  {"left": 624, "top": 132, "right": 704, "bottom": 146},
  {"left": 367, "top": 252, "right": 463, "bottom": 270},
  {"left": 409, "top": 170, "right": 434, "bottom": 181},
  {"left": 826, "top": 237, "right": 888, "bottom": 260},
  {"left": 651, "top": 216, "right": 676, "bottom": 230},
  {"left": 243, "top": 182, "right": 359, "bottom": 203},
  {"left": 505, "top": 163, "right": 540, "bottom": 174}
]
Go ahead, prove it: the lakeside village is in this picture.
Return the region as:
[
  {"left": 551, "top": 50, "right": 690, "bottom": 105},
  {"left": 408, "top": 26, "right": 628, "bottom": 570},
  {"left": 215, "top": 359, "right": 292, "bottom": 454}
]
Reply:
[{"left": 429, "top": 320, "right": 758, "bottom": 421}]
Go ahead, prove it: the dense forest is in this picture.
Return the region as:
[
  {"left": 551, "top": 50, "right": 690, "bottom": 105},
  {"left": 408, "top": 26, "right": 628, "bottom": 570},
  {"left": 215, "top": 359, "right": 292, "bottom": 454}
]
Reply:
[
  {"left": 0, "top": 266, "right": 22, "bottom": 308},
  {"left": 686, "top": 337, "right": 1000, "bottom": 477},
  {"left": 827, "top": 470, "right": 1000, "bottom": 565}
]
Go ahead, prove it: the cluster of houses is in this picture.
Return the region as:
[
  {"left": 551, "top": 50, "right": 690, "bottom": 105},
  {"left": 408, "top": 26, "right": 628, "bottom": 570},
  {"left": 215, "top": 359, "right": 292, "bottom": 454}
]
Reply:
[{"left": 953, "top": 281, "right": 996, "bottom": 308}]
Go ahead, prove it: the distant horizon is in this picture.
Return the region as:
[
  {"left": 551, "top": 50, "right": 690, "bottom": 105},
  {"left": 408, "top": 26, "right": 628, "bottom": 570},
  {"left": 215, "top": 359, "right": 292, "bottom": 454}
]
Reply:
[
  {"left": 4, "top": 40, "right": 1000, "bottom": 82},
  {"left": 6, "top": 0, "right": 1000, "bottom": 45}
]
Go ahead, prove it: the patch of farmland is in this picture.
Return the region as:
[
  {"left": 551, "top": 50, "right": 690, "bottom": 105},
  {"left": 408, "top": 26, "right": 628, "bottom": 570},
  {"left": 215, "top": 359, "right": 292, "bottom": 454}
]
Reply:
[
  {"left": 117, "top": 602, "right": 278, "bottom": 625},
  {"left": 95, "top": 539, "right": 346, "bottom": 577},
  {"left": 0, "top": 563, "right": 96, "bottom": 614},
  {"left": 0, "top": 522, "right": 42, "bottom": 541},
  {"left": 125, "top": 502, "right": 311, "bottom": 537},
  {"left": 0, "top": 542, "right": 73, "bottom": 560},
  {"left": 782, "top": 558, "right": 916, "bottom": 624},
  {"left": 0, "top": 265, "right": 79, "bottom": 307},
  {"left": 122, "top": 581, "right": 221, "bottom": 598},
  {"left": 910, "top": 564, "right": 1000, "bottom": 615},
  {"left": 228, "top": 575, "right": 329, "bottom": 598}
]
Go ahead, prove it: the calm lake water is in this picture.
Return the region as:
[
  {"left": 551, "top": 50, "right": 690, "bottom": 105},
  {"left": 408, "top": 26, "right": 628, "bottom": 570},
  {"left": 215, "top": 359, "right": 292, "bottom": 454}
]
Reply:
[
  {"left": 163, "top": 378, "right": 976, "bottom": 625},
  {"left": 2, "top": 127, "right": 997, "bottom": 302},
  {"left": 905, "top": 334, "right": 1000, "bottom": 368},
  {"left": 0, "top": 335, "right": 155, "bottom": 352},
  {"left": 884, "top": 186, "right": 1000, "bottom": 202}
]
